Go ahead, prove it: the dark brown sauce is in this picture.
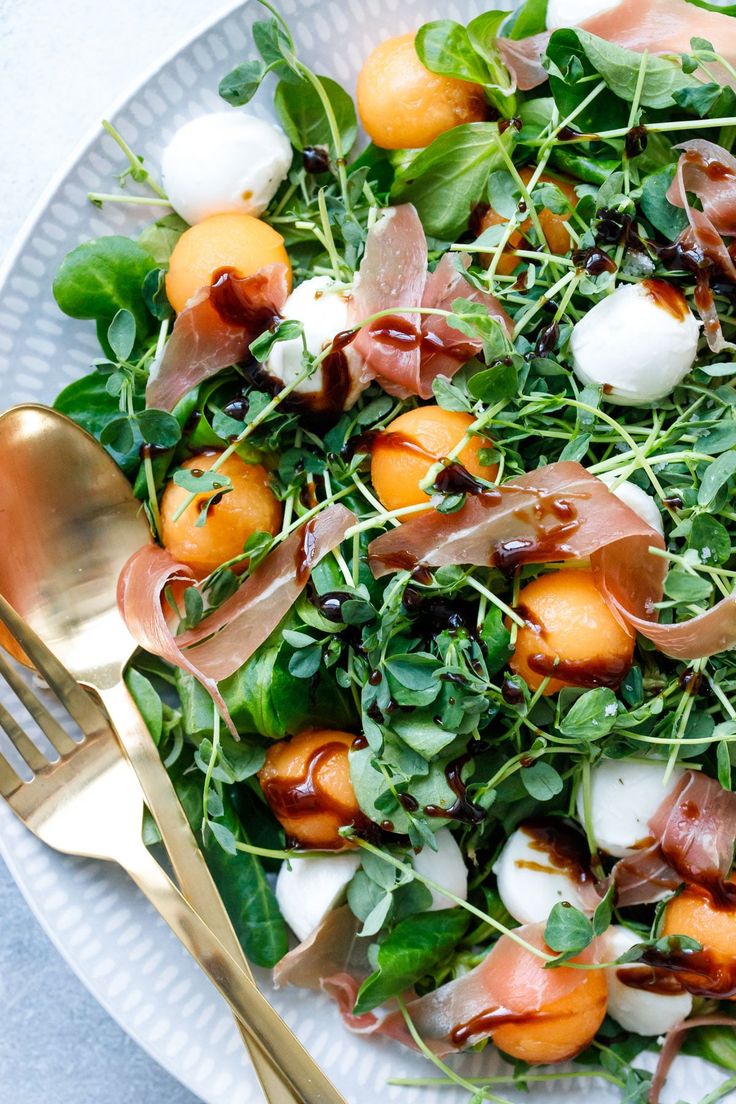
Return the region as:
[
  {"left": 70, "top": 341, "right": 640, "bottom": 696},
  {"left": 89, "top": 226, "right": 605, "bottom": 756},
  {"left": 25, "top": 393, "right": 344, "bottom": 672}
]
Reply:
[
  {"left": 534, "top": 321, "right": 559, "bottom": 357},
  {"left": 294, "top": 519, "right": 317, "bottom": 587},
  {"left": 625, "top": 125, "right": 648, "bottom": 159},
  {"left": 139, "top": 442, "right": 169, "bottom": 460},
  {"left": 369, "top": 313, "right": 475, "bottom": 363},
  {"left": 344, "top": 429, "right": 437, "bottom": 465},
  {"left": 378, "top": 549, "right": 433, "bottom": 586},
  {"left": 311, "top": 346, "right": 351, "bottom": 416},
  {"left": 398, "top": 793, "right": 419, "bottom": 812},
  {"left": 635, "top": 943, "right": 736, "bottom": 999},
  {"left": 642, "top": 279, "right": 689, "bottom": 322},
  {"left": 451, "top": 1007, "right": 552, "bottom": 1046},
  {"left": 498, "top": 116, "right": 522, "bottom": 135},
  {"left": 303, "top": 146, "right": 331, "bottom": 174},
  {"left": 222, "top": 396, "right": 249, "bottom": 421},
  {"left": 527, "top": 652, "right": 631, "bottom": 689},
  {"left": 615, "top": 966, "right": 688, "bottom": 996},
  {"left": 501, "top": 677, "right": 525, "bottom": 705},
  {"left": 368, "top": 669, "right": 383, "bottom": 685},
  {"left": 424, "top": 750, "right": 485, "bottom": 826},
  {"left": 572, "top": 246, "right": 617, "bottom": 276},
  {"left": 685, "top": 146, "right": 735, "bottom": 181},
  {"left": 520, "top": 818, "right": 594, "bottom": 887},
  {"left": 262, "top": 742, "right": 356, "bottom": 826},
  {"left": 493, "top": 524, "right": 578, "bottom": 572},
  {"left": 663, "top": 494, "right": 684, "bottom": 510},
  {"left": 351, "top": 733, "right": 369, "bottom": 750},
  {"left": 694, "top": 271, "right": 723, "bottom": 342},
  {"left": 315, "top": 590, "right": 349, "bottom": 623},
  {"left": 433, "top": 462, "right": 489, "bottom": 497},
  {"left": 678, "top": 668, "right": 703, "bottom": 696},
  {"left": 558, "top": 125, "right": 600, "bottom": 142},
  {"left": 402, "top": 590, "right": 473, "bottom": 636},
  {"left": 209, "top": 267, "right": 282, "bottom": 331}
]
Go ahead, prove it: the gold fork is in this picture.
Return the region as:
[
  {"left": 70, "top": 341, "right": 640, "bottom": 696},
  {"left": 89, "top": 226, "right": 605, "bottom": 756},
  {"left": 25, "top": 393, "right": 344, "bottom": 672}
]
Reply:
[{"left": 0, "top": 596, "right": 344, "bottom": 1104}]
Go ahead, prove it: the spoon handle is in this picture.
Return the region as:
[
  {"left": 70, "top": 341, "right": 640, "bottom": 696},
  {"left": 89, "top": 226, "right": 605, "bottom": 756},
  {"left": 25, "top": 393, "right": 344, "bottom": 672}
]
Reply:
[
  {"left": 97, "top": 678, "right": 330, "bottom": 1104},
  {"left": 123, "top": 837, "right": 344, "bottom": 1104}
]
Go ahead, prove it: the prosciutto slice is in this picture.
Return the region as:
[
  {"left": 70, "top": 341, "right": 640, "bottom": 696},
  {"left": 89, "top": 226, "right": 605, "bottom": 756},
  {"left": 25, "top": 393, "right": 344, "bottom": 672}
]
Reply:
[
  {"left": 118, "top": 504, "right": 355, "bottom": 734},
  {"left": 278, "top": 916, "right": 602, "bottom": 1055},
  {"left": 146, "top": 264, "right": 289, "bottom": 412},
  {"left": 499, "top": 0, "right": 736, "bottom": 92},
  {"left": 351, "top": 205, "right": 512, "bottom": 399},
  {"left": 368, "top": 459, "right": 736, "bottom": 661},
  {"left": 614, "top": 770, "right": 736, "bottom": 906},
  {"left": 666, "top": 140, "right": 736, "bottom": 351}
]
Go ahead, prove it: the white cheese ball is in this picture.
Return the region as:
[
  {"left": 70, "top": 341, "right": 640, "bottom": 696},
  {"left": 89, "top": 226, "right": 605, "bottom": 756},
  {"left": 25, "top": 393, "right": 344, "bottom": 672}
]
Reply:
[
  {"left": 571, "top": 281, "right": 700, "bottom": 405},
  {"left": 266, "top": 275, "right": 367, "bottom": 411},
  {"left": 276, "top": 852, "right": 360, "bottom": 942},
  {"left": 577, "top": 759, "right": 685, "bottom": 859},
  {"left": 598, "top": 472, "right": 664, "bottom": 536},
  {"left": 161, "top": 111, "right": 292, "bottom": 225},
  {"left": 547, "top": 0, "right": 619, "bottom": 28},
  {"left": 606, "top": 925, "right": 693, "bottom": 1036},
  {"left": 412, "top": 828, "right": 468, "bottom": 911},
  {"left": 493, "top": 824, "right": 592, "bottom": 925}
]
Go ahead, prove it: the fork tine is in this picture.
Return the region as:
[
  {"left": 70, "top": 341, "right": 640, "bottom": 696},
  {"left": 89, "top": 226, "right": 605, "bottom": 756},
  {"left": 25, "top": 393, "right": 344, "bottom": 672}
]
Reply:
[
  {"left": 0, "top": 650, "right": 78, "bottom": 757},
  {"left": 0, "top": 746, "right": 24, "bottom": 799},
  {"left": 0, "top": 696, "right": 48, "bottom": 773},
  {"left": 0, "top": 596, "right": 107, "bottom": 738}
]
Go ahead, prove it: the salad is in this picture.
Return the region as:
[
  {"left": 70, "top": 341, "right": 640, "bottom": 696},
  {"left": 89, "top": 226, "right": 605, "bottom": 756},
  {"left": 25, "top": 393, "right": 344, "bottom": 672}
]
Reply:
[{"left": 45, "top": 0, "right": 736, "bottom": 1100}]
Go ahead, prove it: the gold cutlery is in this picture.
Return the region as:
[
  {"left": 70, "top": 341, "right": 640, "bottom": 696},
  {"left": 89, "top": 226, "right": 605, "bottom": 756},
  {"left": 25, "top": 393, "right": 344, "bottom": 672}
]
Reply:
[
  {"left": 0, "top": 596, "right": 343, "bottom": 1103},
  {"left": 0, "top": 404, "right": 345, "bottom": 1104}
]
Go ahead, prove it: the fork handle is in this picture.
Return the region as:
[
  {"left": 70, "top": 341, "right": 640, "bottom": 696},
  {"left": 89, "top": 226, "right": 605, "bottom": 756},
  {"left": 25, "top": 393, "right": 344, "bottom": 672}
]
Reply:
[
  {"left": 99, "top": 678, "right": 306, "bottom": 1104},
  {"left": 122, "top": 839, "right": 343, "bottom": 1104}
]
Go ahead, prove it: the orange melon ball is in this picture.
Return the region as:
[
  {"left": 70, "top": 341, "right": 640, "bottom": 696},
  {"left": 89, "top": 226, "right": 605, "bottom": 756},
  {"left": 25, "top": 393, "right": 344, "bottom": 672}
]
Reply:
[
  {"left": 166, "top": 212, "right": 291, "bottom": 314},
  {"left": 662, "top": 882, "right": 736, "bottom": 994},
  {"left": 479, "top": 167, "right": 578, "bottom": 276},
  {"left": 356, "top": 32, "right": 486, "bottom": 150},
  {"left": 160, "top": 450, "right": 282, "bottom": 578},
  {"left": 494, "top": 968, "right": 607, "bottom": 1063},
  {"left": 258, "top": 729, "right": 362, "bottom": 849},
  {"left": 510, "top": 570, "right": 634, "bottom": 696},
  {"left": 370, "top": 406, "right": 497, "bottom": 515}
]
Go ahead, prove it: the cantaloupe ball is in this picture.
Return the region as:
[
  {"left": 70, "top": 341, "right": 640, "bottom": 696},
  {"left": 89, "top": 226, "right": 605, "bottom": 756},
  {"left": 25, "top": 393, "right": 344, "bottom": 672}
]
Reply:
[
  {"left": 160, "top": 450, "right": 282, "bottom": 578},
  {"left": 494, "top": 968, "right": 608, "bottom": 1063},
  {"left": 370, "top": 406, "right": 497, "bottom": 515},
  {"left": 510, "top": 570, "right": 634, "bottom": 696},
  {"left": 356, "top": 32, "right": 486, "bottom": 150},
  {"left": 662, "top": 882, "right": 736, "bottom": 988},
  {"left": 258, "top": 729, "right": 362, "bottom": 849},
  {"left": 479, "top": 167, "right": 577, "bottom": 275},
  {"left": 165, "top": 212, "right": 291, "bottom": 314}
]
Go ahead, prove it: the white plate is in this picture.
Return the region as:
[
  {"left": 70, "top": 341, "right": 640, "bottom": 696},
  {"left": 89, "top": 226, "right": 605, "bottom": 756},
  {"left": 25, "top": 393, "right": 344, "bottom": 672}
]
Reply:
[{"left": 0, "top": 2, "right": 732, "bottom": 1101}]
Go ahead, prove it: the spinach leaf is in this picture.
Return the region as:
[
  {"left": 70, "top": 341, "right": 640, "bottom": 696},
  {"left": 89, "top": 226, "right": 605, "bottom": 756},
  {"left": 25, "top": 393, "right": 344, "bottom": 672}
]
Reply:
[
  {"left": 391, "top": 123, "right": 514, "bottom": 240},
  {"left": 506, "top": 0, "right": 547, "bottom": 39},
  {"left": 274, "top": 75, "right": 357, "bottom": 154},
  {"left": 682, "top": 1020, "right": 736, "bottom": 1071},
  {"left": 138, "top": 213, "right": 188, "bottom": 267},
  {"left": 640, "top": 165, "right": 689, "bottom": 240},
  {"left": 353, "top": 908, "right": 469, "bottom": 1015},
  {"left": 415, "top": 21, "right": 490, "bottom": 86},
  {"left": 53, "top": 369, "right": 143, "bottom": 476},
  {"left": 125, "top": 668, "right": 163, "bottom": 746},
  {"left": 53, "top": 236, "right": 156, "bottom": 342}
]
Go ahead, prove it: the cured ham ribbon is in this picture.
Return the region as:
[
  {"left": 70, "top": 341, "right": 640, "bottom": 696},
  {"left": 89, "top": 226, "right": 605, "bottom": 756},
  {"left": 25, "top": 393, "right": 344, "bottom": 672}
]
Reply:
[
  {"left": 351, "top": 204, "right": 512, "bottom": 399},
  {"left": 276, "top": 915, "right": 602, "bottom": 1055},
  {"left": 146, "top": 264, "right": 289, "bottom": 412},
  {"left": 117, "top": 504, "right": 355, "bottom": 735},
  {"left": 666, "top": 139, "right": 736, "bottom": 352},
  {"left": 615, "top": 770, "right": 736, "bottom": 907},
  {"left": 498, "top": 0, "right": 736, "bottom": 92},
  {"left": 368, "top": 459, "right": 736, "bottom": 661}
]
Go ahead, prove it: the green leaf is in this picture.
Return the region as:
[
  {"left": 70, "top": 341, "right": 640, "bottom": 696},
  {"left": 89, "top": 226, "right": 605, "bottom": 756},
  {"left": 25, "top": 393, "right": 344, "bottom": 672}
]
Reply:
[
  {"left": 219, "top": 59, "right": 268, "bottom": 106},
  {"left": 288, "top": 644, "right": 323, "bottom": 678},
  {"left": 173, "top": 467, "right": 232, "bottom": 495},
  {"left": 690, "top": 514, "right": 731, "bottom": 566},
  {"left": 107, "top": 308, "right": 136, "bottom": 362},
  {"left": 662, "top": 570, "right": 713, "bottom": 602},
  {"left": 718, "top": 739, "right": 732, "bottom": 791},
  {"left": 592, "top": 882, "right": 616, "bottom": 936},
  {"left": 640, "top": 165, "right": 691, "bottom": 241},
  {"left": 390, "top": 710, "right": 459, "bottom": 759},
  {"left": 274, "top": 75, "right": 357, "bottom": 155},
  {"left": 682, "top": 1021, "right": 736, "bottom": 1072},
  {"left": 249, "top": 318, "right": 304, "bottom": 363},
  {"left": 698, "top": 452, "right": 736, "bottom": 506},
  {"left": 353, "top": 909, "right": 469, "bottom": 1014},
  {"left": 559, "top": 688, "right": 620, "bottom": 740},
  {"left": 468, "top": 359, "right": 519, "bottom": 403},
  {"left": 359, "top": 891, "right": 394, "bottom": 937},
  {"left": 544, "top": 901, "right": 594, "bottom": 953},
  {"left": 125, "top": 668, "right": 163, "bottom": 745},
  {"left": 137, "top": 409, "right": 181, "bottom": 448},
  {"left": 53, "top": 235, "right": 156, "bottom": 340},
  {"left": 385, "top": 654, "right": 440, "bottom": 692},
  {"left": 520, "top": 759, "right": 564, "bottom": 800},
  {"left": 695, "top": 422, "right": 736, "bottom": 455},
  {"left": 53, "top": 370, "right": 143, "bottom": 475},
  {"left": 480, "top": 607, "right": 512, "bottom": 675},
  {"left": 507, "top": 0, "right": 547, "bottom": 39},
  {"left": 138, "top": 213, "right": 188, "bottom": 267},
  {"left": 391, "top": 123, "right": 514, "bottom": 240},
  {"left": 415, "top": 21, "right": 492, "bottom": 86},
  {"left": 99, "top": 415, "right": 134, "bottom": 454}
]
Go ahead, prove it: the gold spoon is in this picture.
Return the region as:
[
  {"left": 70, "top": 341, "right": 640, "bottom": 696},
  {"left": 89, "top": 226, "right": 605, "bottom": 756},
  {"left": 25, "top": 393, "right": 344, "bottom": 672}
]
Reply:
[{"left": 0, "top": 403, "right": 339, "bottom": 1104}]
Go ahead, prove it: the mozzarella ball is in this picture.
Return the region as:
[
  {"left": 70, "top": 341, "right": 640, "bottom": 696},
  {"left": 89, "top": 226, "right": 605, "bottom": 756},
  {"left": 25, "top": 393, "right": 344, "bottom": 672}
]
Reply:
[
  {"left": 493, "top": 823, "right": 592, "bottom": 924},
  {"left": 598, "top": 473, "right": 664, "bottom": 536},
  {"left": 546, "top": 0, "right": 619, "bottom": 28},
  {"left": 276, "top": 852, "right": 361, "bottom": 942},
  {"left": 605, "top": 925, "right": 693, "bottom": 1036},
  {"left": 266, "top": 276, "right": 367, "bottom": 412},
  {"left": 577, "top": 759, "right": 685, "bottom": 859},
  {"left": 162, "top": 112, "right": 292, "bottom": 225},
  {"left": 412, "top": 829, "right": 468, "bottom": 911},
  {"left": 571, "top": 281, "right": 700, "bottom": 405}
]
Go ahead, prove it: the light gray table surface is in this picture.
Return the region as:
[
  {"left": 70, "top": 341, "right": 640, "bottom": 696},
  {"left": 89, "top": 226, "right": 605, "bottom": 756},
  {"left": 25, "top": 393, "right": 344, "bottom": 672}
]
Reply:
[{"left": 0, "top": 1, "right": 236, "bottom": 1099}]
